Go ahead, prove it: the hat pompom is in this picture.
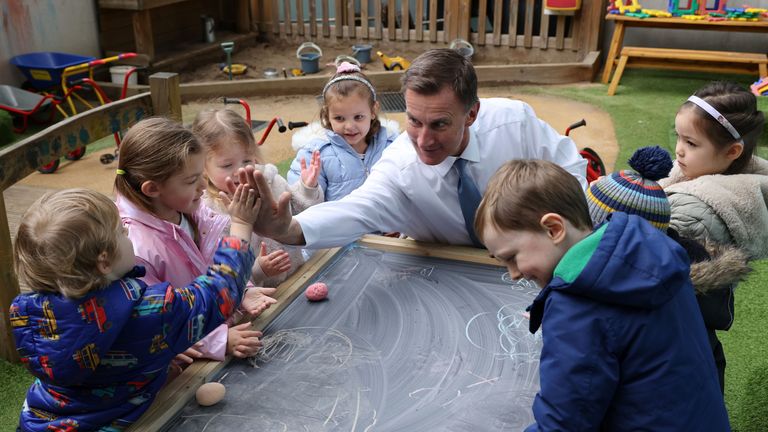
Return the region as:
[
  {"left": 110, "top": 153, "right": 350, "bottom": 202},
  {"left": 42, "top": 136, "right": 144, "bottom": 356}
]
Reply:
[{"left": 627, "top": 146, "right": 673, "bottom": 181}]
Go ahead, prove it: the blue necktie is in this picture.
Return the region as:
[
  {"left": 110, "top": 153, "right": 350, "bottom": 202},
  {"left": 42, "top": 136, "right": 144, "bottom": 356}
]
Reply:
[{"left": 455, "top": 158, "right": 484, "bottom": 248}]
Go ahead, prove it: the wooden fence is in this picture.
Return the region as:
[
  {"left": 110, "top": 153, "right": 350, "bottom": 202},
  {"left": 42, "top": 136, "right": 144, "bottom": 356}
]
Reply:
[{"left": 256, "top": 0, "right": 604, "bottom": 60}]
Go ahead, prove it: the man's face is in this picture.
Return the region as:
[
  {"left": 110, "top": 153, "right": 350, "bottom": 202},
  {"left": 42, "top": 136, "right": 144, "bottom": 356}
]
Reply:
[{"left": 404, "top": 87, "right": 479, "bottom": 165}]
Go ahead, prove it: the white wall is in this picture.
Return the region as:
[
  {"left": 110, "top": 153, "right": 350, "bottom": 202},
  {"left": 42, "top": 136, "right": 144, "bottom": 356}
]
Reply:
[
  {"left": 1, "top": 0, "right": 100, "bottom": 87},
  {"left": 604, "top": 0, "right": 768, "bottom": 54}
]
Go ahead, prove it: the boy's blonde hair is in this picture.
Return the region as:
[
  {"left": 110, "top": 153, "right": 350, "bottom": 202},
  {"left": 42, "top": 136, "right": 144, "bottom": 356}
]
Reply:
[
  {"left": 191, "top": 108, "right": 264, "bottom": 196},
  {"left": 475, "top": 160, "right": 592, "bottom": 239},
  {"left": 14, "top": 188, "right": 121, "bottom": 299},
  {"left": 114, "top": 117, "right": 202, "bottom": 214}
]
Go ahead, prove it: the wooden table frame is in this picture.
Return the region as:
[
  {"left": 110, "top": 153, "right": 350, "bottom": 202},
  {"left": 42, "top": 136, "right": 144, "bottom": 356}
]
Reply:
[
  {"left": 129, "top": 235, "right": 501, "bottom": 430},
  {"left": 601, "top": 14, "right": 768, "bottom": 84}
]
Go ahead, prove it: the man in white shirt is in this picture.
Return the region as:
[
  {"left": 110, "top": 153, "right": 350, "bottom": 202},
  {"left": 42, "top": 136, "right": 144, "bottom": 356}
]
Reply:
[{"left": 237, "top": 49, "right": 587, "bottom": 248}]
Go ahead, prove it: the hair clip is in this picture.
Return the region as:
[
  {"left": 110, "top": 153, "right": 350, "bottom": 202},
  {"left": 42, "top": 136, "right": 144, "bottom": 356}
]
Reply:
[
  {"left": 336, "top": 61, "right": 361, "bottom": 74},
  {"left": 116, "top": 169, "right": 126, "bottom": 175}
]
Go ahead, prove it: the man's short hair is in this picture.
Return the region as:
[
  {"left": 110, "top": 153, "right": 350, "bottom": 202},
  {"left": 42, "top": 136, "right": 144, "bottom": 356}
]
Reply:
[
  {"left": 401, "top": 49, "right": 479, "bottom": 110},
  {"left": 475, "top": 160, "right": 593, "bottom": 238},
  {"left": 14, "top": 188, "right": 121, "bottom": 298}
]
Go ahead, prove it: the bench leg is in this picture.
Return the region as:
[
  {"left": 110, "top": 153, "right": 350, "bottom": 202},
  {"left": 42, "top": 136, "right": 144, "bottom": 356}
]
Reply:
[
  {"left": 608, "top": 55, "right": 629, "bottom": 96},
  {"left": 760, "top": 63, "right": 767, "bottom": 78}
]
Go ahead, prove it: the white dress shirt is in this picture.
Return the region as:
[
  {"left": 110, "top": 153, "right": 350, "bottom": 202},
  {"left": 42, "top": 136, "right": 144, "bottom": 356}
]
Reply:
[{"left": 295, "top": 98, "right": 587, "bottom": 248}]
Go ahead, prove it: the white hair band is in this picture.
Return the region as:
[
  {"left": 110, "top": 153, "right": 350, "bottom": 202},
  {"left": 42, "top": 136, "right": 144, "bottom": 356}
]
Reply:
[
  {"left": 322, "top": 75, "right": 377, "bottom": 101},
  {"left": 687, "top": 95, "right": 742, "bottom": 142}
]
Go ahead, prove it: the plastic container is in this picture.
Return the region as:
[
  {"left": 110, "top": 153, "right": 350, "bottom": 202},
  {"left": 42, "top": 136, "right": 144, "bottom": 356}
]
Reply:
[
  {"left": 10, "top": 52, "right": 95, "bottom": 90},
  {"left": 201, "top": 15, "right": 216, "bottom": 43},
  {"left": 450, "top": 39, "right": 475, "bottom": 59},
  {"left": 109, "top": 66, "right": 137, "bottom": 85},
  {"left": 296, "top": 42, "right": 322, "bottom": 74},
  {"left": 352, "top": 44, "right": 373, "bottom": 63}
]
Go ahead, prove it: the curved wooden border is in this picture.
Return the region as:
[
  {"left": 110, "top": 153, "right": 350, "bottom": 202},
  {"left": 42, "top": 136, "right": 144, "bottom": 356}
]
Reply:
[{"left": 0, "top": 93, "right": 152, "bottom": 191}]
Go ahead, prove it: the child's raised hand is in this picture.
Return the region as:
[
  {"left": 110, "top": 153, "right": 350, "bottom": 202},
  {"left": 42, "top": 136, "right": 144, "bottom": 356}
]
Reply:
[
  {"left": 300, "top": 150, "right": 322, "bottom": 188},
  {"left": 257, "top": 242, "right": 292, "bottom": 277},
  {"left": 220, "top": 184, "right": 259, "bottom": 226},
  {"left": 240, "top": 286, "right": 278, "bottom": 317},
  {"left": 227, "top": 322, "right": 263, "bottom": 358}
]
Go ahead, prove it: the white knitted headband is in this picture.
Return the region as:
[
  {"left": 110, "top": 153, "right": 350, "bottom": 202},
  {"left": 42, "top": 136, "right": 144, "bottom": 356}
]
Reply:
[
  {"left": 687, "top": 95, "right": 742, "bottom": 142},
  {"left": 322, "top": 63, "right": 376, "bottom": 101}
]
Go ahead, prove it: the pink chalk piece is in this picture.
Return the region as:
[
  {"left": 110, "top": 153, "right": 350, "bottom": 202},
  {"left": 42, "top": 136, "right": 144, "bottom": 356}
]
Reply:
[{"left": 305, "top": 282, "right": 328, "bottom": 301}]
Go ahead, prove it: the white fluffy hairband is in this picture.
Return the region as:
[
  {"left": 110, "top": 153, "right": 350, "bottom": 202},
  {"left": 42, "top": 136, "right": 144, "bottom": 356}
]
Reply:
[
  {"left": 687, "top": 95, "right": 742, "bottom": 142},
  {"left": 322, "top": 62, "right": 376, "bottom": 101}
]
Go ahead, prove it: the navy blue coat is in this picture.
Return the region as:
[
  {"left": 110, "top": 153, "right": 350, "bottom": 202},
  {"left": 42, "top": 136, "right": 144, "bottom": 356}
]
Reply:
[{"left": 525, "top": 213, "right": 729, "bottom": 431}]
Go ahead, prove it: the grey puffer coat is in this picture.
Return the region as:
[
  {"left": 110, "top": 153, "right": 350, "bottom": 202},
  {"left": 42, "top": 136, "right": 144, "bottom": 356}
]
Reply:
[{"left": 660, "top": 156, "right": 768, "bottom": 259}]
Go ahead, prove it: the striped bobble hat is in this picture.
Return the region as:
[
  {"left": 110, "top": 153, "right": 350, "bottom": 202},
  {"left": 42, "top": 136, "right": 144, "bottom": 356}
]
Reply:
[{"left": 587, "top": 146, "right": 673, "bottom": 231}]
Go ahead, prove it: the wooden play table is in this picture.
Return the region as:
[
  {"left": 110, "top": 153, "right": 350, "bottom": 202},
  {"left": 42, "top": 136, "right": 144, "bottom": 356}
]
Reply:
[{"left": 601, "top": 14, "right": 768, "bottom": 85}]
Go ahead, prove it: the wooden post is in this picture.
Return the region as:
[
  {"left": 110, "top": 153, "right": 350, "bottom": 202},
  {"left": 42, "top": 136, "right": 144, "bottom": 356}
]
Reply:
[
  {"left": 401, "top": 0, "right": 410, "bottom": 41},
  {"left": 0, "top": 193, "right": 20, "bottom": 362},
  {"left": 237, "top": 0, "right": 251, "bottom": 33},
  {"left": 579, "top": 0, "right": 607, "bottom": 56},
  {"left": 284, "top": 0, "right": 293, "bottom": 35},
  {"left": 375, "top": 0, "right": 383, "bottom": 40},
  {"left": 360, "top": 0, "right": 368, "bottom": 38},
  {"left": 348, "top": 0, "right": 356, "bottom": 38},
  {"left": 523, "top": 0, "right": 534, "bottom": 48},
  {"left": 296, "top": 0, "right": 305, "bottom": 35},
  {"left": 251, "top": 0, "right": 262, "bottom": 32},
  {"left": 508, "top": 0, "right": 519, "bottom": 48},
  {"left": 477, "top": 0, "right": 487, "bottom": 45},
  {"left": 310, "top": 0, "right": 317, "bottom": 36},
  {"left": 150, "top": 73, "right": 182, "bottom": 122},
  {"left": 272, "top": 0, "right": 280, "bottom": 35},
  {"left": 132, "top": 9, "right": 155, "bottom": 61},
  {"left": 415, "top": 0, "right": 423, "bottom": 41},
  {"left": 428, "top": 0, "right": 437, "bottom": 42},
  {"left": 458, "top": 0, "right": 471, "bottom": 42}
]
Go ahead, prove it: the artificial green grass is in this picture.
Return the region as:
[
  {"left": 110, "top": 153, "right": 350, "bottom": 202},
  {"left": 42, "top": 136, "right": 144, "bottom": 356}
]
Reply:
[
  {"left": 0, "top": 359, "right": 33, "bottom": 428},
  {"left": 720, "top": 258, "right": 768, "bottom": 432}
]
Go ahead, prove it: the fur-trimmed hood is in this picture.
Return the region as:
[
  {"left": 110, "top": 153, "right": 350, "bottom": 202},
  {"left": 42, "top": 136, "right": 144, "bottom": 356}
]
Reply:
[
  {"left": 690, "top": 243, "right": 752, "bottom": 295},
  {"left": 660, "top": 156, "right": 768, "bottom": 259}
]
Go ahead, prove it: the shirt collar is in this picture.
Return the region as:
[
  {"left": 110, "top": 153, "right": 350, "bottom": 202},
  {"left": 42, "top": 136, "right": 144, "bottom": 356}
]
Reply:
[{"left": 432, "top": 128, "right": 479, "bottom": 177}]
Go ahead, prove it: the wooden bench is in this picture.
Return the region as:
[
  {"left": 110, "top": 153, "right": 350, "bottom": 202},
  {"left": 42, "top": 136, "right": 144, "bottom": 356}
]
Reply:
[{"left": 607, "top": 46, "right": 768, "bottom": 95}]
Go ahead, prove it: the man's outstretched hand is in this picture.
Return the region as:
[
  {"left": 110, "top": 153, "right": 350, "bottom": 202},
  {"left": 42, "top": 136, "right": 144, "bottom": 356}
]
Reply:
[{"left": 225, "top": 165, "right": 304, "bottom": 245}]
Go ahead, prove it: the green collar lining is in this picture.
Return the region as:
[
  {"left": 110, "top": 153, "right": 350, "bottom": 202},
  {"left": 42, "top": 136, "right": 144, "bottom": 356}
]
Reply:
[{"left": 553, "top": 224, "right": 607, "bottom": 284}]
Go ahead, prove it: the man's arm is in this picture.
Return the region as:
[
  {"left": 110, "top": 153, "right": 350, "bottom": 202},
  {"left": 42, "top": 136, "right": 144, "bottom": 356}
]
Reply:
[
  {"left": 231, "top": 146, "right": 409, "bottom": 249},
  {"left": 521, "top": 104, "right": 588, "bottom": 190}
]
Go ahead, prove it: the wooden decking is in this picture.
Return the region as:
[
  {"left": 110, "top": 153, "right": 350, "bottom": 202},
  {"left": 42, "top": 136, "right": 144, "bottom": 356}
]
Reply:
[{"left": 4, "top": 184, "right": 56, "bottom": 293}]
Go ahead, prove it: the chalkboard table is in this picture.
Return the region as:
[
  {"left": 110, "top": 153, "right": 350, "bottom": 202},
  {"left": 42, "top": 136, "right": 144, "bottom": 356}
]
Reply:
[{"left": 131, "top": 236, "right": 543, "bottom": 431}]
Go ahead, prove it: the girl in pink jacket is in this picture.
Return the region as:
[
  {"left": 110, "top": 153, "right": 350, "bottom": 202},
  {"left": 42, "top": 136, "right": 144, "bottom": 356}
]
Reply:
[{"left": 115, "top": 117, "right": 276, "bottom": 367}]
